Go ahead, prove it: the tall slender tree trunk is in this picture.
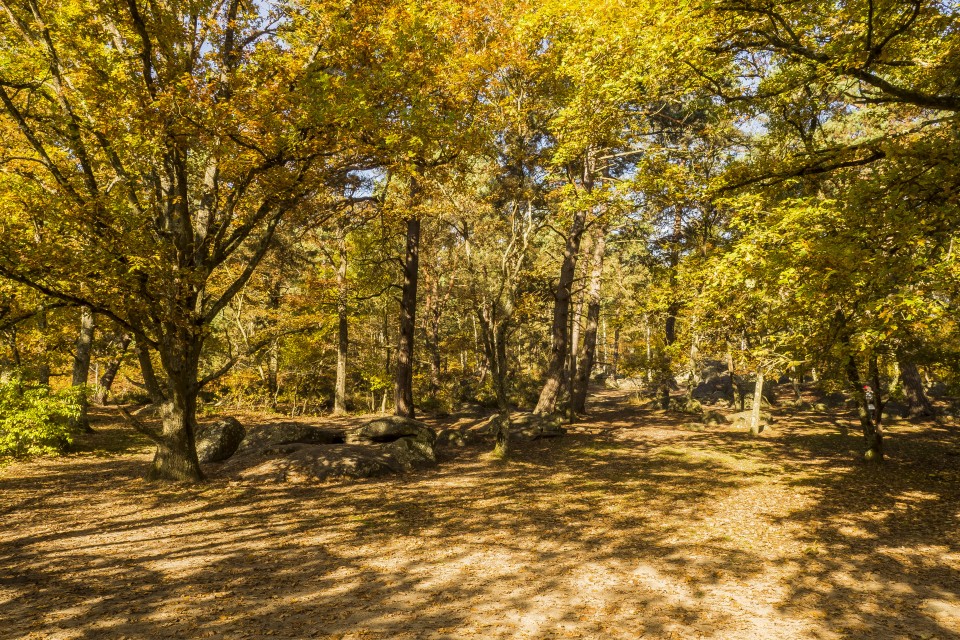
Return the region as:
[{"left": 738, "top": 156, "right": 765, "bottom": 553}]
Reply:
[
  {"left": 899, "top": 354, "right": 934, "bottom": 418},
  {"left": 571, "top": 230, "right": 606, "bottom": 414},
  {"left": 687, "top": 319, "right": 700, "bottom": 401},
  {"left": 612, "top": 324, "right": 620, "bottom": 380},
  {"left": 395, "top": 216, "right": 421, "bottom": 419},
  {"left": 71, "top": 306, "right": 96, "bottom": 432},
  {"left": 424, "top": 275, "right": 443, "bottom": 402},
  {"left": 661, "top": 302, "right": 678, "bottom": 409},
  {"left": 263, "top": 284, "right": 282, "bottom": 410},
  {"left": 95, "top": 333, "right": 131, "bottom": 404},
  {"left": 725, "top": 343, "right": 739, "bottom": 408},
  {"left": 749, "top": 370, "right": 764, "bottom": 435},
  {"left": 534, "top": 208, "right": 588, "bottom": 415},
  {"left": 37, "top": 310, "right": 50, "bottom": 386},
  {"left": 334, "top": 221, "right": 349, "bottom": 415}
]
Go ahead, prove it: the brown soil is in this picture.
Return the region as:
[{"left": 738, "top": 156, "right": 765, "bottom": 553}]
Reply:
[{"left": 2, "top": 388, "right": 959, "bottom": 639}]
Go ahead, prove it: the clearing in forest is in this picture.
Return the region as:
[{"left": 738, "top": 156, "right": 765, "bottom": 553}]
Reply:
[{"left": 2, "top": 388, "right": 959, "bottom": 640}]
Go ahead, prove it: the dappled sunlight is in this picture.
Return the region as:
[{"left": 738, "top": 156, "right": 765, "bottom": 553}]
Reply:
[{"left": 2, "top": 390, "right": 958, "bottom": 639}]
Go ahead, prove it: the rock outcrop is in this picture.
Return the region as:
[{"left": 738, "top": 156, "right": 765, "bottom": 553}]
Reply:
[{"left": 196, "top": 417, "right": 246, "bottom": 463}]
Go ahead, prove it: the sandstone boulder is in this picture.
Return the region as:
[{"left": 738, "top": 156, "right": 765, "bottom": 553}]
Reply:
[
  {"left": 235, "top": 422, "right": 345, "bottom": 455},
  {"left": 346, "top": 415, "right": 436, "bottom": 445},
  {"left": 196, "top": 417, "right": 246, "bottom": 463}
]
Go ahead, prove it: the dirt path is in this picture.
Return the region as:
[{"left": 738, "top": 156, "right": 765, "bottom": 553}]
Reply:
[{"left": 2, "top": 390, "right": 959, "bottom": 639}]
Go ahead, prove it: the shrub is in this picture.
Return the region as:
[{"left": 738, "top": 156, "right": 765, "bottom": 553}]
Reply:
[{"left": 0, "top": 376, "right": 85, "bottom": 458}]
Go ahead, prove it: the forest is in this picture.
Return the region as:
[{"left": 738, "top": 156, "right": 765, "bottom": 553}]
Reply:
[{"left": 1, "top": 0, "right": 958, "bottom": 638}]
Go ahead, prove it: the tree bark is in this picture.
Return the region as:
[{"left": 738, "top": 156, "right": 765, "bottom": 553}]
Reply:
[
  {"left": 95, "top": 333, "right": 131, "bottom": 404},
  {"left": 846, "top": 352, "right": 883, "bottom": 461},
  {"left": 725, "top": 343, "right": 740, "bottom": 408},
  {"left": 71, "top": 306, "right": 96, "bottom": 432},
  {"left": 534, "top": 208, "right": 587, "bottom": 415},
  {"left": 899, "top": 355, "right": 934, "bottom": 418},
  {"left": 148, "top": 330, "right": 205, "bottom": 482},
  {"left": 612, "top": 324, "right": 620, "bottom": 380},
  {"left": 334, "top": 221, "right": 348, "bottom": 415},
  {"left": 749, "top": 370, "right": 764, "bottom": 435},
  {"left": 394, "top": 216, "right": 421, "bottom": 419},
  {"left": 478, "top": 309, "right": 511, "bottom": 458},
  {"left": 835, "top": 312, "right": 883, "bottom": 461},
  {"left": 661, "top": 301, "right": 679, "bottom": 409},
  {"left": 571, "top": 230, "right": 606, "bottom": 414},
  {"left": 37, "top": 310, "right": 50, "bottom": 386}
]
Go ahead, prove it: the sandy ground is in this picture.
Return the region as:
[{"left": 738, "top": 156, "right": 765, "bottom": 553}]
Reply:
[{"left": 2, "top": 389, "right": 959, "bottom": 639}]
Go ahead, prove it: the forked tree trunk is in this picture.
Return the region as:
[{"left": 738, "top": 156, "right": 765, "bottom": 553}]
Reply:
[
  {"left": 334, "top": 222, "right": 348, "bottom": 415},
  {"left": 571, "top": 230, "right": 606, "bottom": 414},
  {"left": 71, "top": 306, "right": 96, "bottom": 432},
  {"left": 395, "top": 216, "right": 421, "bottom": 419},
  {"left": 479, "top": 310, "right": 511, "bottom": 458},
  {"left": 534, "top": 208, "right": 587, "bottom": 415},
  {"left": 95, "top": 333, "right": 131, "bottom": 404}
]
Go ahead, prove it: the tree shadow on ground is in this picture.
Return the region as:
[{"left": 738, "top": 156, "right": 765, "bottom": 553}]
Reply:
[{"left": 1, "top": 391, "right": 958, "bottom": 639}]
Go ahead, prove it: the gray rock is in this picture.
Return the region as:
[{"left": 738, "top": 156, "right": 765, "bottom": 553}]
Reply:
[
  {"left": 703, "top": 410, "right": 728, "bottom": 426},
  {"left": 220, "top": 443, "right": 401, "bottom": 483},
  {"left": 729, "top": 410, "right": 773, "bottom": 428},
  {"left": 503, "top": 413, "right": 567, "bottom": 441},
  {"left": 197, "top": 417, "right": 246, "bottom": 463},
  {"left": 235, "top": 422, "right": 345, "bottom": 455},
  {"left": 382, "top": 435, "right": 436, "bottom": 471},
  {"left": 346, "top": 415, "right": 436, "bottom": 445},
  {"left": 436, "top": 429, "right": 469, "bottom": 448}
]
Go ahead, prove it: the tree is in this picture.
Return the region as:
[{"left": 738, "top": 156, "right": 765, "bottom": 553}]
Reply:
[{"left": 0, "top": 0, "right": 340, "bottom": 480}]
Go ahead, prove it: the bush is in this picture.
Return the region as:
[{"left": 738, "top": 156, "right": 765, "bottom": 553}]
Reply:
[{"left": 0, "top": 376, "right": 84, "bottom": 458}]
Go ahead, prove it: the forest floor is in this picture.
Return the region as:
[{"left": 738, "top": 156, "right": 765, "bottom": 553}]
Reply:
[{"left": 2, "top": 386, "right": 960, "bottom": 640}]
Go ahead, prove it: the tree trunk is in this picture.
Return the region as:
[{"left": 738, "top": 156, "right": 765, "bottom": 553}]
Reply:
[
  {"left": 725, "top": 344, "right": 739, "bottom": 408},
  {"left": 845, "top": 353, "right": 883, "bottom": 461},
  {"left": 424, "top": 275, "right": 443, "bottom": 402},
  {"left": 749, "top": 370, "right": 764, "bottom": 435},
  {"left": 71, "top": 306, "right": 96, "bottom": 432},
  {"left": 147, "top": 333, "right": 205, "bottom": 482},
  {"left": 612, "top": 324, "right": 620, "bottom": 380},
  {"left": 334, "top": 222, "right": 348, "bottom": 415},
  {"left": 478, "top": 309, "right": 511, "bottom": 458},
  {"left": 899, "top": 355, "right": 934, "bottom": 418},
  {"left": 266, "top": 338, "right": 279, "bottom": 409},
  {"left": 394, "top": 216, "right": 421, "bottom": 419},
  {"left": 834, "top": 312, "right": 883, "bottom": 461},
  {"left": 661, "top": 301, "right": 679, "bottom": 410},
  {"left": 150, "top": 386, "right": 204, "bottom": 482},
  {"left": 534, "top": 208, "right": 588, "bottom": 415},
  {"left": 571, "top": 230, "right": 606, "bottom": 414},
  {"left": 567, "top": 266, "right": 585, "bottom": 414},
  {"left": 95, "top": 333, "right": 131, "bottom": 404},
  {"left": 37, "top": 310, "right": 50, "bottom": 386}
]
